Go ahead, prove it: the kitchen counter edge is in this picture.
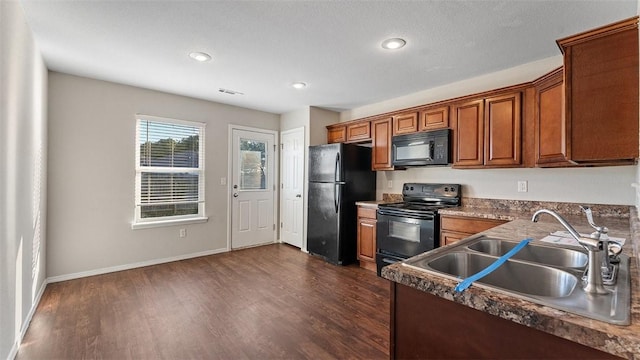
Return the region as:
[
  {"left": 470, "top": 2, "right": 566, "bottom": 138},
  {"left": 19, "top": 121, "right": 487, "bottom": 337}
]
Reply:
[{"left": 382, "top": 208, "right": 640, "bottom": 359}]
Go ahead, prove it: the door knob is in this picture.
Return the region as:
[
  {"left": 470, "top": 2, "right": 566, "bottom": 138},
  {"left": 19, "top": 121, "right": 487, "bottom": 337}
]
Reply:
[
  {"left": 233, "top": 193, "right": 239, "bottom": 197},
  {"left": 296, "top": 194, "right": 302, "bottom": 198}
]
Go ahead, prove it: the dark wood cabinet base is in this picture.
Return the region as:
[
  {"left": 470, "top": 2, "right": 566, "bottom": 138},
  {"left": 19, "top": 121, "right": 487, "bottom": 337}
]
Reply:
[{"left": 390, "top": 282, "right": 620, "bottom": 359}]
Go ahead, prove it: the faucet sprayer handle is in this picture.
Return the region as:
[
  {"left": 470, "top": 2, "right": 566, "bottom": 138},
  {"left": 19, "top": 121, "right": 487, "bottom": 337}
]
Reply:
[
  {"left": 580, "top": 205, "right": 595, "bottom": 227},
  {"left": 580, "top": 205, "right": 608, "bottom": 235}
]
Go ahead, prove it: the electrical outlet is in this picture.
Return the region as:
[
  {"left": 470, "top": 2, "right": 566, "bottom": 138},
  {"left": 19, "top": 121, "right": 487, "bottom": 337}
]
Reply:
[
  {"left": 179, "top": 228, "right": 187, "bottom": 238},
  {"left": 517, "top": 180, "right": 528, "bottom": 193}
]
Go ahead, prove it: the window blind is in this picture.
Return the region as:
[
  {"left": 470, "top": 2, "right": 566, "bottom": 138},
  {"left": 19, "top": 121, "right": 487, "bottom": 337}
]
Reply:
[{"left": 134, "top": 116, "right": 205, "bottom": 222}]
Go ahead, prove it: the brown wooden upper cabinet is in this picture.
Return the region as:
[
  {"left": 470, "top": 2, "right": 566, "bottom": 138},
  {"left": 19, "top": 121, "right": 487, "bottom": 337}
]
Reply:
[
  {"left": 393, "top": 107, "right": 450, "bottom": 136},
  {"left": 346, "top": 121, "right": 371, "bottom": 142},
  {"left": 371, "top": 117, "right": 394, "bottom": 171},
  {"left": 392, "top": 112, "right": 419, "bottom": 135},
  {"left": 556, "top": 16, "right": 639, "bottom": 165},
  {"left": 420, "top": 105, "right": 450, "bottom": 131},
  {"left": 327, "top": 16, "right": 639, "bottom": 170},
  {"left": 453, "top": 91, "right": 522, "bottom": 168},
  {"left": 485, "top": 92, "right": 522, "bottom": 166},
  {"left": 326, "top": 124, "right": 346, "bottom": 143},
  {"left": 533, "top": 67, "right": 574, "bottom": 167},
  {"left": 326, "top": 120, "right": 371, "bottom": 143},
  {"left": 452, "top": 99, "right": 485, "bottom": 167}
]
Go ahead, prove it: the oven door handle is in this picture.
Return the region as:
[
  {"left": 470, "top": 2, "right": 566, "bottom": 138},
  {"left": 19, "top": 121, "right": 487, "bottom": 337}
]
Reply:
[
  {"left": 377, "top": 209, "right": 435, "bottom": 221},
  {"left": 381, "top": 257, "right": 399, "bottom": 265}
]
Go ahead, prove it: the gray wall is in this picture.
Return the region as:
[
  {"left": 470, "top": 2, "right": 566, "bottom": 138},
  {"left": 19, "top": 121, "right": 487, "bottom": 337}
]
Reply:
[
  {"left": 1, "top": 2, "right": 48, "bottom": 358},
  {"left": 47, "top": 72, "right": 280, "bottom": 279},
  {"left": 340, "top": 56, "right": 637, "bottom": 206}
]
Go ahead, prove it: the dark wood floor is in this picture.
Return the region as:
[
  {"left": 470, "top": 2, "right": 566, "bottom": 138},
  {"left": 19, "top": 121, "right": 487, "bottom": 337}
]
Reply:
[{"left": 17, "top": 244, "right": 390, "bottom": 359}]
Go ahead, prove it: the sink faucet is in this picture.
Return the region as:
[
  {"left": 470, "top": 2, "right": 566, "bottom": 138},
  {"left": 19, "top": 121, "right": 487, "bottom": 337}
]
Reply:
[
  {"left": 531, "top": 209, "right": 608, "bottom": 295},
  {"left": 579, "top": 206, "right": 614, "bottom": 279}
]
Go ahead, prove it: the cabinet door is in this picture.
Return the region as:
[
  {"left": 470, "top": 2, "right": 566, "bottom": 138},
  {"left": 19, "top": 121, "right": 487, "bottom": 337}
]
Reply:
[
  {"left": 559, "top": 18, "right": 639, "bottom": 163},
  {"left": 484, "top": 92, "right": 521, "bottom": 166},
  {"left": 391, "top": 283, "right": 620, "bottom": 359},
  {"left": 453, "top": 99, "right": 484, "bottom": 167},
  {"left": 346, "top": 121, "right": 371, "bottom": 142},
  {"left": 440, "top": 215, "right": 507, "bottom": 240},
  {"left": 440, "top": 230, "right": 467, "bottom": 247},
  {"left": 327, "top": 125, "right": 346, "bottom": 143},
  {"left": 357, "top": 218, "right": 376, "bottom": 262},
  {"left": 419, "top": 106, "right": 449, "bottom": 131},
  {"left": 535, "top": 68, "right": 573, "bottom": 166},
  {"left": 392, "top": 112, "right": 418, "bottom": 135},
  {"left": 371, "top": 118, "right": 394, "bottom": 171}
]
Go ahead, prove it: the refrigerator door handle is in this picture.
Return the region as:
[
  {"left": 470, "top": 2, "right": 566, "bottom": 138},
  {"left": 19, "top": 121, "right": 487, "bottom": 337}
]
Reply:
[
  {"left": 334, "top": 152, "right": 340, "bottom": 183},
  {"left": 334, "top": 151, "right": 340, "bottom": 213}
]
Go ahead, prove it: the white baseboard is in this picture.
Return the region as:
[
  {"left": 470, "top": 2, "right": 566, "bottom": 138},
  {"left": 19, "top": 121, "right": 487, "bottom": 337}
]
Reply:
[
  {"left": 47, "top": 248, "right": 228, "bottom": 283},
  {"left": 7, "top": 279, "right": 48, "bottom": 360},
  {"left": 7, "top": 338, "right": 18, "bottom": 360}
]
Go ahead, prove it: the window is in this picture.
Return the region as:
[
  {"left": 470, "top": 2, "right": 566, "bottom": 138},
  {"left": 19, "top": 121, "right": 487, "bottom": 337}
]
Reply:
[
  {"left": 239, "top": 139, "right": 267, "bottom": 190},
  {"left": 133, "top": 115, "right": 207, "bottom": 228}
]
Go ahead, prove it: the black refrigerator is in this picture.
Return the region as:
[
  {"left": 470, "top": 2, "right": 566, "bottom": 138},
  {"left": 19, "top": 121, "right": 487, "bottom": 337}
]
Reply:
[{"left": 307, "top": 143, "right": 376, "bottom": 265}]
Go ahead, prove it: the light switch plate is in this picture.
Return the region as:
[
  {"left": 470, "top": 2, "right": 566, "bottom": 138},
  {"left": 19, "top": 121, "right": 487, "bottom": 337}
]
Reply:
[{"left": 517, "top": 180, "right": 528, "bottom": 193}]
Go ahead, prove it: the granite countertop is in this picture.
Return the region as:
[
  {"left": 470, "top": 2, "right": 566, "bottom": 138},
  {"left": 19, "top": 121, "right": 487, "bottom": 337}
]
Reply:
[
  {"left": 354, "top": 200, "right": 391, "bottom": 208},
  {"left": 355, "top": 195, "right": 404, "bottom": 208},
  {"left": 382, "top": 204, "right": 640, "bottom": 359}
]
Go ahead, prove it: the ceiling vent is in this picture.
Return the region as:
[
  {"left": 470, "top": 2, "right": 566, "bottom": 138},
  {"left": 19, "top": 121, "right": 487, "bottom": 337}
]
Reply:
[{"left": 218, "top": 88, "right": 244, "bottom": 95}]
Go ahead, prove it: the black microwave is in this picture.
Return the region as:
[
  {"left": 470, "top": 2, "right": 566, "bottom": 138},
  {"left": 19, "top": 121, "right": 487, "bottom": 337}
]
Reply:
[{"left": 391, "top": 129, "right": 451, "bottom": 167}]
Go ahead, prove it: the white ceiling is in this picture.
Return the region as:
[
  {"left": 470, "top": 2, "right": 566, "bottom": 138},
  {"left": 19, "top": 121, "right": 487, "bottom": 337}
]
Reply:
[{"left": 20, "top": 0, "right": 638, "bottom": 115}]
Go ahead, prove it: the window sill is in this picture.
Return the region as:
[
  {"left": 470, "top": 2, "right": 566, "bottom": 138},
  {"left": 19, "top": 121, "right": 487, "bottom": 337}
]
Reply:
[{"left": 131, "top": 216, "right": 209, "bottom": 230}]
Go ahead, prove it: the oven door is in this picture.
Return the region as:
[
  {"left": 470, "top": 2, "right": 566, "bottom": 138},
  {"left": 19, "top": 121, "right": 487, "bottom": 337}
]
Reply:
[{"left": 376, "top": 210, "right": 438, "bottom": 258}]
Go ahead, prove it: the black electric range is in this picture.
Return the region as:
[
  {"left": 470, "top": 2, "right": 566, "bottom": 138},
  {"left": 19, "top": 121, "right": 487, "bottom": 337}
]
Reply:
[{"left": 376, "top": 183, "right": 461, "bottom": 276}]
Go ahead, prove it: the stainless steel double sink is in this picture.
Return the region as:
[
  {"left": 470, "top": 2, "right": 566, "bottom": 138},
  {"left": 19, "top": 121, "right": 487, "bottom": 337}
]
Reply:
[{"left": 402, "top": 235, "right": 631, "bottom": 325}]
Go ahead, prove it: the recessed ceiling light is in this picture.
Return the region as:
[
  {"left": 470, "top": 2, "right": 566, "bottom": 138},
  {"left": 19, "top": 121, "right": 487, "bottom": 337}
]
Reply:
[
  {"left": 381, "top": 38, "right": 406, "bottom": 50},
  {"left": 189, "top": 52, "right": 212, "bottom": 62},
  {"left": 292, "top": 82, "right": 307, "bottom": 89}
]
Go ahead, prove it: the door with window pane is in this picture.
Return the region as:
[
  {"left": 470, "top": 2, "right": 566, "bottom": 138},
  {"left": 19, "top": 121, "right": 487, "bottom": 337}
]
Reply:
[{"left": 231, "top": 128, "right": 275, "bottom": 249}]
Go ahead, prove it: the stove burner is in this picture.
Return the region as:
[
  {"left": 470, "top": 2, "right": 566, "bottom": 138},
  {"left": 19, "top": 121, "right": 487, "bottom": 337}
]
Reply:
[{"left": 378, "top": 183, "right": 462, "bottom": 214}]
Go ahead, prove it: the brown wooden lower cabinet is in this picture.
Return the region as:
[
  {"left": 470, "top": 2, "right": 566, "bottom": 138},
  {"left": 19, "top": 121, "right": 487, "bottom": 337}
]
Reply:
[
  {"left": 440, "top": 215, "right": 507, "bottom": 246},
  {"left": 390, "top": 282, "right": 620, "bottom": 359},
  {"left": 356, "top": 206, "right": 377, "bottom": 271}
]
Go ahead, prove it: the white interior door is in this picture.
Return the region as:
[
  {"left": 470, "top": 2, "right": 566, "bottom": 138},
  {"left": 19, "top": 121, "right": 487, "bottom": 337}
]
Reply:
[
  {"left": 280, "top": 127, "right": 304, "bottom": 248},
  {"left": 231, "top": 128, "right": 276, "bottom": 249}
]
